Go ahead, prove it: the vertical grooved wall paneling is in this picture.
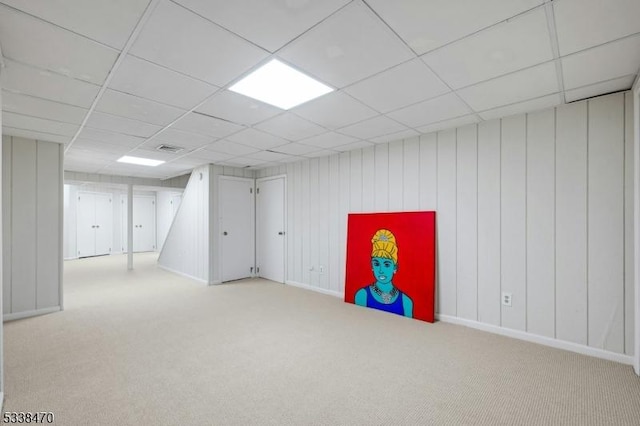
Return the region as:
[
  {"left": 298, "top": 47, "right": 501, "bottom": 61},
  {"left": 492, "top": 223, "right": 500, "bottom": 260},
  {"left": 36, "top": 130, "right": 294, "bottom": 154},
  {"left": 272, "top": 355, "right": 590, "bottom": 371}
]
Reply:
[
  {"left": 287, "top": 163, "right": 295, "bottom": 283},
  {"left": 456, "top": 124, "right": 478, "bottom": 321},
  {"left": 588, "top": 93, "right": 625, "bottom": 352},
  {"left": 403, "top": 137, "right": 420, "bottom": 211},
  {"left": 501, "top": 115, "right": 527, "bottom": 331},
  {"left": 624, "top": 92, "right": 635, "bottom": 355},
  {"left": 2, "top": 136, "right": 12, "bottom": 314},
  {"left": 477, "top": 121, "right": 501, "bottom": 326},
  {"left": 318, "top": 157, "right": 329, "bottom": 289},
  {"left": 309, "top": 159, "right": 319, "bottom": 288},
  {"left": 555, "top": 102, "right": 588, "bottom": 345},
  {"left": 437, "top": 129, "right": 457, "bottom": 316},
  {"left": 256, "top": 91, "right": 634, "bottom": 355},
  {"left": 2, "top": 137, "right": 62, "bottom": 317},
  {"left": 526, "top": 109, "right": 556, "bottom": 338}
]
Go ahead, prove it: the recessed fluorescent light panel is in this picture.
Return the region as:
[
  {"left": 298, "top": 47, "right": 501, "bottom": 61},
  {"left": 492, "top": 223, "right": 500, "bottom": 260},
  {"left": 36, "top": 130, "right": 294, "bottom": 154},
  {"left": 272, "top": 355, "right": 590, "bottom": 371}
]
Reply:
[
  {"left": 229, "top": 59, "right": 333, "bottom": 110},
  {"left": 117, "top": 155, "right": 165, "bottom": 167}
]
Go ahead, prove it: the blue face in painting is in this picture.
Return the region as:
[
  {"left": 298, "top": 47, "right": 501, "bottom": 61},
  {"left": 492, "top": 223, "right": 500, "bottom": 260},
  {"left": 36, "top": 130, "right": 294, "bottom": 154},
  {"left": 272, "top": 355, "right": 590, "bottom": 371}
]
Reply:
[{"left": 371, "top": 257, "right": 397, "bottom": 285}]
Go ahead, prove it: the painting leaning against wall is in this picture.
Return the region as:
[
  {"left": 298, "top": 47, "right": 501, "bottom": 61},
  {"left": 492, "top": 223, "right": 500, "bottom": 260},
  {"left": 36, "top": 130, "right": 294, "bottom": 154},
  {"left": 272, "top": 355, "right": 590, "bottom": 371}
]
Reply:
[{"left": 344, "top": 211, "right": 436, "bottom": 323}]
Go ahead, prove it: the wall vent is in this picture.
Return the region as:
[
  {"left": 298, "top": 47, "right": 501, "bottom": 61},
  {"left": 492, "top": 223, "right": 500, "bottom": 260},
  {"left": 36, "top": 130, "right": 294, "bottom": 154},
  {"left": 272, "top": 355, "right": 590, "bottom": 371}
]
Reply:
[{"left": 156, "top": 144, "right": 184, "bottom": 154}]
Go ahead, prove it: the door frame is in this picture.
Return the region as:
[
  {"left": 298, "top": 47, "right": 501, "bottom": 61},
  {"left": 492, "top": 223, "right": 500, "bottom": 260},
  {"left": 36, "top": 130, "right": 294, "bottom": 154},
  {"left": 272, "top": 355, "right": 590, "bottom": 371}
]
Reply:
[
  {"left": 632, "top": 75, "right": 639, "bottom": 375},
  {"left": 218, "top": 176, "right": 256, "bottom": 282},
  {"left": 256, "top": 174, "right": 287, "bottom": 283}
]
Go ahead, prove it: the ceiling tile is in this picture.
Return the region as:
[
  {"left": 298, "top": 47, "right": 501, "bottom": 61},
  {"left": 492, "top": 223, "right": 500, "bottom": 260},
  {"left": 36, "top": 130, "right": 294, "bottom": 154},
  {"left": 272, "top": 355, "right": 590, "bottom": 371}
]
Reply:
[
  {"left": 247, "top": 150, "right": 292, "bottom": 162},
  {"left": 561, "top": 34, "right": 640, "bottom": 90},
  {"left": 554, "top": 0, "right": 640, "bottom": 55},
  {"left": 387, "top": 92, "right": 472, "bottom": 128},
  {"left": 457, "top": 61, "right": 558, "bottom": 111},
  {"left": 416, "top": 114, "right": 481, "bottom": 135},
  {"left": 279, "top": 1, "right": 414, "bottom": 88},
  {"left": 3, "top": 112, "right": 79, "bottom": 136},
  {"left": 172, "top": 112, "right": 244, "bottom": 138},
  {"left": 2, "top": 91, "right": 87, "bottom": 124},
  {"left": 255, "top": 113, "right": 325, "bottom": 141},
  {"left": 422, "top": 8, "right": 553, "bottom": 89},
  {"left": 333, "top": 140, "right": 375, "bottom": 152},
  {"left": 129, "top": 0, "right": 268, "bottom": 86},
  {"left": 187, "top": 149, "right": 234, "bottom": 163},
  {"left": 565, "top": 75, "right": 636, "bottom": 103},
  {"left": 365, "top": 0, "right": 543, "bottom": 54},
  {"left": 344, "top": 58, "right": 450, "bottom": 113},
  {"left": 63, "top": 158, "right": 104, "bottom": 173},
  {"left": 66, "top": 147, "right": 121, "bottom": 161},
  {"left": 2, "top": 126, "right": 71, "bottom": 144},
  {"left": 298, "top": 131, "right": 358, "bottom": 149},
  {"left": 478, "top": 93, "right": 561, "bottom": 121},
  {"left": 78, "top": 126, "right": 147, "bottom": 146},
  {"left": 154, "top": 128, "right": 215, "bottom": 150},
  {"left": 109, "top": 55, "right": 219, "bottom": 110},
  {"left": 304, "top": 149, "right": 337, "bottom": 158},
  {"left": 292, "top": 91, "right": 377, "bottom": 129},
  {"left": 1, "top": 59, "right": 100, "bottom": 108},
  {"left": 0, "top": 4, "right": 118, "bottom": 85},
  {"left": 195, "top": 91, "right": 282, "bottom": 126},
  {"left": 270, "top": 143, "right": 319, "bottom": 156},
  {"left": 227, "top": 128, "right": 289, "bottom": 150},
  {"left": 85, "top": 111, "right": 162, "bottom": 138},
  {"left": 369, "top": 128, "right": 420, "bottom": 144},
  {"left": 222, "top": 157, "right": 265, "bottom": 167},
  {"left": 338, "top": 115, "right": 408, "bottom": 140},
  {"left": 0, "top": 0, "right": 150, "bottom": 49},
  {"left": 72, "top": 138, "right": 133, "bottom": 154},
  {"left": 206, "top": 140, "right": 260, "bottom": 157},
  {"left": 172, "top": 0, "right": 350, "bottom": 52},
  {"left": 95, "top": 89, "right": 186, "bottom": 126}
]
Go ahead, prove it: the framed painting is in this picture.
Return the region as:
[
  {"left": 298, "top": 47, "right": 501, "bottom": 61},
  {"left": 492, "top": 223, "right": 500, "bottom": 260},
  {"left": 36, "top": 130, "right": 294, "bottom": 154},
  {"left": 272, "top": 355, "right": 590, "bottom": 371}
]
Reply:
[{"left": 344, "top": 211, "right": 436, "bottom": 323}]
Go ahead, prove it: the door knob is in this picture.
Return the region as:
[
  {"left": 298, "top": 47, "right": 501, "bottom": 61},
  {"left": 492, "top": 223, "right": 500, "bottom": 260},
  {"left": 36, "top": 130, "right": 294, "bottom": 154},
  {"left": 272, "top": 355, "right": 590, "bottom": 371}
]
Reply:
[
  {"left": 96, "top": 225, "right": 100, "bottom": 228},
  {"left": 223, "top": 231, "right": 228, "bottom": 236},
  {"left": 91, "top": 225, "right": 95, "bottom": 228},
  {"left": 278, "top": 231, "right": 284, "bottom": 235}
]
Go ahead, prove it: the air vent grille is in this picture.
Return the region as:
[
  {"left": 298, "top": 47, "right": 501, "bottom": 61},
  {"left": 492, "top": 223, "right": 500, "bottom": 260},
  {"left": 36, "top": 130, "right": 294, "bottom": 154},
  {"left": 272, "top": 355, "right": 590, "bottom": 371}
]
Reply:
[{"left": 156, "top": 144, "right": 184, "bottom": 154}]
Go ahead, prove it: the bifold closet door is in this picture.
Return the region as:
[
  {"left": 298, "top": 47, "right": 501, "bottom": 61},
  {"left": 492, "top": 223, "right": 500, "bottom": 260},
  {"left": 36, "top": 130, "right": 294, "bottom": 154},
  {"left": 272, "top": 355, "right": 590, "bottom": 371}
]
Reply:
[
  {"left": 76, "top": 192, "right": 112, "bottom": 257},
  {"left": 219, "top": 177, "right": 255, "bottom": 282},
  {"left": 256, "top": 177, "right": 285, "bottom": 283},
  {"left": 133, "top": 196, "right": 156, "bottom": 252}
]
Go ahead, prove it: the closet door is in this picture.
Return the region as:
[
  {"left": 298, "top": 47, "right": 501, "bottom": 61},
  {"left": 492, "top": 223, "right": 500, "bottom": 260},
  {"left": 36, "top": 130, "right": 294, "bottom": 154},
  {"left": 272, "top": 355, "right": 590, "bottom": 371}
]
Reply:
[
  {"left": 94, "top": 193, "right": 113, "bottom": 256},
  {"left": 133, "top": 196, "right": 156, "bottom": 252},
  {"left": 76, "top": 193, "right": 96, "bottom": 257}
]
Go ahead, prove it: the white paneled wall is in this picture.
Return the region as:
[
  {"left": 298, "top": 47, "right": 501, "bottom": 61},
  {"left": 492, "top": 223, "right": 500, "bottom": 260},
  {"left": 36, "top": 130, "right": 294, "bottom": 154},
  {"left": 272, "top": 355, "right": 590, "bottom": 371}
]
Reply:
[
  {"left": 258, "top": 91, "right": 635, "bottom": 357},
  {"left": 159, "top": 164, "right": 254, "bottom": 284},
  {"left": 159, "top": 164, "right": 210, "bottom": 283},
  {"left": 3, "top": 136, "right": 63, "bottom": 320}
]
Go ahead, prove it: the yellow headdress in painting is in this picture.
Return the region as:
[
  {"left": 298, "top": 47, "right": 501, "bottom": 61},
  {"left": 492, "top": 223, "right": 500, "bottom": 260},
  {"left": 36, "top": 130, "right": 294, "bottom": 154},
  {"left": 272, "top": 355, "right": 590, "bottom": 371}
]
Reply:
[{"left": 371, "top": 229, "right": 398, "bottom": 264}]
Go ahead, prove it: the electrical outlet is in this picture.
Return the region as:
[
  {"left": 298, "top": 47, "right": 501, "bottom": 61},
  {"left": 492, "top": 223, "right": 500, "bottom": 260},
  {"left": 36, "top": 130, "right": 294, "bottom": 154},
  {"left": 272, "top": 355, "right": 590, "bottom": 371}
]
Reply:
[{"left": 502, "top": 292, "right": 512, "bottom": 307}]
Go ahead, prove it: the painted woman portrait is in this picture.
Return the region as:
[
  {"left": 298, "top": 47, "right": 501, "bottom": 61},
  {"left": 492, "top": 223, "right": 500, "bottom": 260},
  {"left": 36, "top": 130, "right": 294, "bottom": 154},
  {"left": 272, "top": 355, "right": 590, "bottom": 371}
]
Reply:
[{"left": 354, "top": 229, "right": 413, "bottom": 318}]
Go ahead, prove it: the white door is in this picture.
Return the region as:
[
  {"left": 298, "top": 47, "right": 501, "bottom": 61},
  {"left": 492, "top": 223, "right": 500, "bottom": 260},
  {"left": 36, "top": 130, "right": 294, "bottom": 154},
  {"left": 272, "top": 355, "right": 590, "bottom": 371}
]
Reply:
[
  {"left": 171, "top": 194, "right": 181, "bottom": 217},
  {"left": 256, "top": 177, "right": 285, "bottom": 283},
  {"left": 220, "top": 177, "right": 255, "bottom": 282},
  {"left": 94, "top": 193, "right": 112, "bottom": 256},
  {"left": 77, "top": 192, "right": 96, "bottom": 257},
  {"left": 77, "top": 192, "right": 112, "bottom": 257},
  {"left": 133, "top": 196, "right": 156, "bottom": 252},
  {"left": 121, "top": 195, "right": 127, "bottom": 252}
]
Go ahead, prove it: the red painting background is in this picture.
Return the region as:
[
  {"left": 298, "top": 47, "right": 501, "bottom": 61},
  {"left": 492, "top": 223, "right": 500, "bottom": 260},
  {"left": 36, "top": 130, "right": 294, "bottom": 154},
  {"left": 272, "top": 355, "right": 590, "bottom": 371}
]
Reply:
[{"left": 344, "top": 211, "right": 436, "bottom": 323}]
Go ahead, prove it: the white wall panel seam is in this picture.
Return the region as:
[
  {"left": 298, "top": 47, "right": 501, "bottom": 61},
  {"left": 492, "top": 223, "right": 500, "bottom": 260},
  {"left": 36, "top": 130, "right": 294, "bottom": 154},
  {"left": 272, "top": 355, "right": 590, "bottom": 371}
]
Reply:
[{"left": 586, "top": 100, "right": 590, "bottom": 346}]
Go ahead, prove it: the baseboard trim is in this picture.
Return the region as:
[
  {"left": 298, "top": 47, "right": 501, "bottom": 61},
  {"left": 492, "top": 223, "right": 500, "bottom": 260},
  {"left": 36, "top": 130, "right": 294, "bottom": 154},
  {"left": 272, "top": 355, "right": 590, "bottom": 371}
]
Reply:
[
  {"left": 4, "top": 306, "right": 61, "bottom": 322},
  {"left": 157, "top": 264, "right": 208, "bottom": 284},
  {"left": 436, "top": 314, "right": 634, "bottom": 365},
  {"left": 285, "top": 280, "right": 344, "bottom": 299},
  {"left": 0, "top": 392, "right": 4, "bottom": 415},
  {"left": 208, "top": 280, "right": 222, "bottom": 286}
]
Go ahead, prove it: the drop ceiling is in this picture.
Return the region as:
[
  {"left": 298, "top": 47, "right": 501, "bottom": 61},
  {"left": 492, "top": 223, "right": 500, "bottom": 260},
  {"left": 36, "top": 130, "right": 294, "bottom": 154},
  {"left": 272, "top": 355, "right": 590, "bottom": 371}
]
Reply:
[{"left": 0, "top": 0, "right": 638, "bottom": 179}]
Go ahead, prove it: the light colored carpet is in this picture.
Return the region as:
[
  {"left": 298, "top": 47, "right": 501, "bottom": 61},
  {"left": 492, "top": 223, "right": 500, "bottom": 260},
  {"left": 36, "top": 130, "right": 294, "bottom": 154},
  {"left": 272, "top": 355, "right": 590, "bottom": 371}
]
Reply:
[{"left": 2, "top": 253, "right": 640, "bottom": 425}]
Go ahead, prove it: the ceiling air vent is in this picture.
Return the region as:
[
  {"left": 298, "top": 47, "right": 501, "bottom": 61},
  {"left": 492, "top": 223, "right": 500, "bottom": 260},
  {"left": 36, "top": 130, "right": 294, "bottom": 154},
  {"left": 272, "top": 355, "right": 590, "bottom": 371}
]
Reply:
[{"left": 156, "top": 144, "right": 184, "bottom": 154}]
